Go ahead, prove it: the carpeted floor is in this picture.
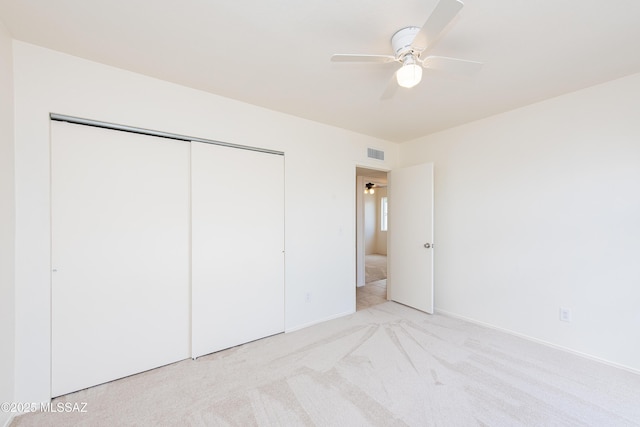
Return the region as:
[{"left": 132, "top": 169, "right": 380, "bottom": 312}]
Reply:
[
  {"left": 356, "top": 279, "right": 387, "bottom": 311},
  {"left": 12, "top": 302, "right": 640, "bottom": 426},
  {"left": 365, "top": 254, "right": 387, "bottom": 283}
]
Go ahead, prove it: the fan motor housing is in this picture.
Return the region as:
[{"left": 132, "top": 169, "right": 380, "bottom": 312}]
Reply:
[{"left": 391, "top": 26, "right": 421, "bottom": 57}]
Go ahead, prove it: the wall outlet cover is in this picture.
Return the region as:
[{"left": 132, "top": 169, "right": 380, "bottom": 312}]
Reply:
[{"left": 560, "top": 307, "right": 572, "bottom": 322}]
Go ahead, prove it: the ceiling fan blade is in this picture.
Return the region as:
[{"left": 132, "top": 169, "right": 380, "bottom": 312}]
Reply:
[
  {"left": 331, "top": 54, "right": 397, "bottom": 63},
  {"left": 380, "top": 72, "right": 399, "bottom": 100},
  {"left": 422, "top": 56, "right": 483, "bottom": 75},
  {"left": 411, "top": 0, "right": 464, "bottom": 51}
]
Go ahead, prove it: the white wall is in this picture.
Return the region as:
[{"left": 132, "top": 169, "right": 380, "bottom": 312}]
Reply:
[
  {"left": 0, "top": 18, "right": 15, "bottom": 427},
  {"left": 375, "top": 188, "right": 388, "bottom": 255},
  {"left": 400, "top": 72, "right": 640, "bottom": 372},
  {"left": 12, "top": 41, "right": 398, "bottom": 402},
  {"left": 364, "top": 192, "right": 376, "bottom": 255}
]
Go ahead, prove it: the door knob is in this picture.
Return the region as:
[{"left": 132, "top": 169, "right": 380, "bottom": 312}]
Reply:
[{"left": 424, "top": 243, "right": 431, "bottom": 249}]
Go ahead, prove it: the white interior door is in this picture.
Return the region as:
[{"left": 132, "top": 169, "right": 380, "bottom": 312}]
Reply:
[
  {"left": 191, "top": 143, "right": 285, "bottom": 358},
  {"left": 388, "top": 162, "right": 434, "bottom": 313},
  {"left": 51, "top": 122, "right": 190, "bottom": 397}
]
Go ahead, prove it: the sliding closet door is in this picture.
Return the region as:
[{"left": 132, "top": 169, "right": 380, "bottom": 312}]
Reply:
[
  {"left": 51, "top": 122, "right": 190, "bottom": 397},
  {"left": 191, "top": 143, "right": 284, "bottom": 358}
]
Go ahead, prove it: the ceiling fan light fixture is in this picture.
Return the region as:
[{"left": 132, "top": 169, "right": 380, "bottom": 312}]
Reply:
[
  {"left": 396, "top": 56, "right": 423, "bottom": 88},
  {"left": 365, "top": 182, "right": 376, "bottom": 194},
  {"left": 397, "top": 64, "right": 422, "bottom": 88},
  {"left": 331, "top": 0, "right": 477, "bottom": 98}
]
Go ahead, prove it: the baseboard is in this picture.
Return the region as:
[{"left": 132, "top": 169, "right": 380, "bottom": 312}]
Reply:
[
  {"left": 435, "top": 308, "right": 640, "bottom": 376},
  {"left": 285, "top": 309, "right": 355, "bottom": 333}
]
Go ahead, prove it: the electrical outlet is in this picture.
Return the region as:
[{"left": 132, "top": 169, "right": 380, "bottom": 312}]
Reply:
[
  {"left": 559, "top": 307, "right": 572, "bottom": 322},
  {"left": 305, "top": 292, "right": 312, "bottom": 303}
]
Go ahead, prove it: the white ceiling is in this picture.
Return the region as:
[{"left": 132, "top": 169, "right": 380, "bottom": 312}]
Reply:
[
  {"left": 356, "top": 167, "right": 388, "bottom": 183},
  {"left": 2, "top": 0, "right": 640, "bottom": 143}
]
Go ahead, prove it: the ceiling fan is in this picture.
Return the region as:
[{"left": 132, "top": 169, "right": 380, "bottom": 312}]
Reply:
[{"left": 331, "top": 0, "right": 481, "bottom": 97}]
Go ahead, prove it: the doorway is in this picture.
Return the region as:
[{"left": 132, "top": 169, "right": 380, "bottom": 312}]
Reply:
[{"left": 356, "top": 167, "right": 388, "bottom": 311}]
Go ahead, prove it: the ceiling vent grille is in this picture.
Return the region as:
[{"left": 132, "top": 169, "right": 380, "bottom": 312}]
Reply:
[{"left": 367, "top": 148, "right": 385, "bottom": 161}]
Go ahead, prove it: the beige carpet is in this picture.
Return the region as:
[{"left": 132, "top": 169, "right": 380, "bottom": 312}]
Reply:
[
  {"left": 356, "top": 279, "right": 387, "bottom": 311},
  {"left": 12, "top": 302, "right": 640, "bottom": 426},
  {"left": 365, "top": 254, "right": 387, "bottom": 283}
]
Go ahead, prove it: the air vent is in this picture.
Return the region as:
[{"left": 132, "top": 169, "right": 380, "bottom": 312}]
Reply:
[{"left": 367, "top": 148, "right": 385, "bottom": 161}]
